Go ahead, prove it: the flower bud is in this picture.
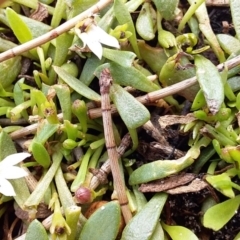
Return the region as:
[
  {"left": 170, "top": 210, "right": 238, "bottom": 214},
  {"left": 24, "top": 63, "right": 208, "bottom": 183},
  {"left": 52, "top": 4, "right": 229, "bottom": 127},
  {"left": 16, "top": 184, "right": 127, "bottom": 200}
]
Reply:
[{"left": 75, "top": 187, "right": 93, "bottom": 204}]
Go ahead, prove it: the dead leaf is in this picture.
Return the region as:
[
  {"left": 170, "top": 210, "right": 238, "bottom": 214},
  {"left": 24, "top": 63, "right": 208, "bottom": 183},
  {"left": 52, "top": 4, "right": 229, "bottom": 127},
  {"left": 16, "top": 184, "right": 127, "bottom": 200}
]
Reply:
[
  {"left": 158, "top": 113, "right": 196, "bottom": 129},
  {"left": 30, "top": 3, "right": 48, "bottom": 22},
  {"left": 166, "top": 178, "right": 208, "bottom": 194},
  {"left": 139, "top": 173, "right": 196, "bottom": 192}
]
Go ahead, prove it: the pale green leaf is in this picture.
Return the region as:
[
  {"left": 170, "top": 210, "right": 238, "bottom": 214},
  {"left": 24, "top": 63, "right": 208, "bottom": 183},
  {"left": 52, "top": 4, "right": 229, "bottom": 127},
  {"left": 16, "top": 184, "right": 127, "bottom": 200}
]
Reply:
[
  {"left": 103, "top": 48, "right": 136, "bottom": 67},
  {"left": 79, "top": 201, "right": 121, "bottom": 240},
  {"left": 195, "top": 55, "right": 224, "bottom": 114},
  {"left": 53, "top": 66, "right": 101, "bottom": 101},
  {"left": 129, "top": 152, "right": 194, "bottom": 185},
  {"left": 121, "top": 193, "right": 168, "bottom": 240},
  {"left": 230, "top": 0, "right": 240, "bottom": 40},
  {"left": 203, "top": 195, "right": 240, "bottom": 231},
  {"left": 6, "top": 8, "right": 32, "bottom": 44},
  {"left": 114, "top": 0, "right": 141, "bottom": 58},
  {"left": 110, "top": 83, "right": 150, "bottom": 129},
  {"left": 25, "top": 220, "right": 48, "bottom": 240},
  {"left": 95, "top": 62, "right": 159, "bottom": 92},
  {"left": 162, "top": 223, "right": 198, "bottom": 240},
  {"left": 152, "top": 0, "right": 179, "bottom": 20},
  {"left": 217, "top": 34, "right": 240, "bottom": 55}
]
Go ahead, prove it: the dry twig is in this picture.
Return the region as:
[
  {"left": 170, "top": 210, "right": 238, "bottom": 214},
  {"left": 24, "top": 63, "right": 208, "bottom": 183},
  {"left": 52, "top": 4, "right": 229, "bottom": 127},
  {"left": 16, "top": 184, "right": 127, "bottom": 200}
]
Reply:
[
  {"left": 99, "top": 68, "right": 132, "bottom": 223},
  {"left": 89, "top": 133, "right": 131, "bottom": 190}
]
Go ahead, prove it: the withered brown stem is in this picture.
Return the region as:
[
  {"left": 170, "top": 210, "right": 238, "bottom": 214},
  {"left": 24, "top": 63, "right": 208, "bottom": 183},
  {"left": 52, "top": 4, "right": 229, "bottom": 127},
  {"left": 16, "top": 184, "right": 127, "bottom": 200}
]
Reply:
[{"left": 99, "top": 68, "right": 132, "bottom": 223}]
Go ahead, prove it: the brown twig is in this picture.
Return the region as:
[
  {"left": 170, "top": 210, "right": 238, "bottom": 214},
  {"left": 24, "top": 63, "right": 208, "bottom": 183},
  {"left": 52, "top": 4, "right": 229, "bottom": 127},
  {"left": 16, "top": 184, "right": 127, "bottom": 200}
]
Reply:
[
  {"left": 0, "top": 0, "right": 113, "bottom": 62},
  {"left": 89, "top": 133, "right": 131, "bottom": 190},
  {"left": 99, "top": 68, "right": 132, "bottom": 223}
]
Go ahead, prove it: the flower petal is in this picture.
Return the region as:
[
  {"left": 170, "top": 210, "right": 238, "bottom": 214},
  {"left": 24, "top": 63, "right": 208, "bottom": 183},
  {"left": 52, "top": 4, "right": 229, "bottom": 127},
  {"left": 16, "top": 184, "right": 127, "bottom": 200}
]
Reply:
[
  {"left": 0, "top": 177, "right": 16, "bottom": 196},
  {"left": 2, "top": 166, "right": 28, "bottom": 179},
  {"left": 86, "top": 40, "right": 103, "bottom": 59},
  {"left": 75, "top": 29, "right": 89, "bottom": 48},
  {"left": 0, "top": 152, "right": 30, "bottom": 167},
  {"left": 91, "top": 25, "right": 120, "bottom": 49}
]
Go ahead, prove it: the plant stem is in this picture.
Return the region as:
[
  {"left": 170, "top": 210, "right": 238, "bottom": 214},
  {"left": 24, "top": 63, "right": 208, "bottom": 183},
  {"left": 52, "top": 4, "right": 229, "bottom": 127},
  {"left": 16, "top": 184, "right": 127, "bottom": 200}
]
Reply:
[{"left": 99, "top": 68, "right": 132, "bottom": 223}]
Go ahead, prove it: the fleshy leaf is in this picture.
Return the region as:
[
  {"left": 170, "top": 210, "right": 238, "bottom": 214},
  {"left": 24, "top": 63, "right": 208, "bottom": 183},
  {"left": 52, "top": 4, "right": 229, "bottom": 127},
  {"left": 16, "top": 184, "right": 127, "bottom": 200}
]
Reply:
[
  {"left": 114, "top": 0, "right": 141, "bottom": 58},
  {"left": 121, "top": 193, "right": 168, "bottom": 240},
  {"left": 230, "top": 0, "right": 240, "bottom": 40},
  {"left": 31, "top": 142, "right": 51, "bottom": 169},
  {"left": 195, "top": 55, "right": 224, "bottom": 114},
  {"left": 203, "top": 195, "right": 240, "bottom": 231},
  {"left": 6, "top": 8, "right": 37, "bottom": 57},
  {"left": 79, "top": 201, "right": 121, "bottom": 240},
  {"left": 110, "top": 83, "right": 150, "bottom": 129},
  {"left": 0, "top": 56, "right": 22, "bottom": 88},
  {"left": 53, "top": 66, "right": 101, "bottom": 101},
  {"left": 95, "top": 62, "right": 159, "bottom": 92},
  {"left": 206, "top": 173, "right": 235, "bottom": 198},
  {"left": 217, "top": 34, "right": 240, "bottom": 55},
  {"left": 129, "top": 151, "right": 194, "bottom": 185},
  {"left": 6, "top": 8, "right": 32, "bottom": 44},
  {"left": 25, "top": 219, "right": 48, "bottom": 240},
  {"left": 162, "top": 222, "right": 199, "bottom": 240},
  {"left": 152, "top": 0, "right": 179, "bottom": 20},
  {"left": 102, "top": 48, "right": 136, "bottom": 67}
]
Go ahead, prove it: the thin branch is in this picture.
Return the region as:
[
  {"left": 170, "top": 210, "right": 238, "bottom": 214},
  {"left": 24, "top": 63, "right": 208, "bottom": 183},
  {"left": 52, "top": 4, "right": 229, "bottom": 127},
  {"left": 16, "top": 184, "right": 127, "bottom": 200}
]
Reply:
[
  {"left": 0, "top": 0, "right": 113, "bottom": 62},
  {"left": 89, "top": 133, "right": 131, "bottom": 190},
  {"left": 99, "top": 68, "right": 132, "bottom": 223}
]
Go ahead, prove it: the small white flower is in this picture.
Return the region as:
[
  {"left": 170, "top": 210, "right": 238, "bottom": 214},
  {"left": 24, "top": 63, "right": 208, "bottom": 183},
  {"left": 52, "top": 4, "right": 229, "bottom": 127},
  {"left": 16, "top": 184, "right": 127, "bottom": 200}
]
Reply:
[
  {"left": 75, "top": 20, "right": 120, "bottom": 59},
  {"left": 0, "top": 152, "right": 30, "bottom": 196}
]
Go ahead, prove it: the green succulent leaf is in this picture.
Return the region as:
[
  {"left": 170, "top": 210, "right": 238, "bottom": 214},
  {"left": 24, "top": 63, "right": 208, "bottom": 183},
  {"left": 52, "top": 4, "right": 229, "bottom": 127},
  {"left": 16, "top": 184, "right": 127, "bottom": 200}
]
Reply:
[
  {"left": 136, "top": 2, "right": 156, "bottom": 41},
  {"left": 0, "top": 56, "right": 22, "bottom": 88},
  {"left": 152, "top": 0, "right": 179, "bottom": 20},
  {"left": 114, "top": 0, "right": 141, "bottom": 58},
  {"left": 53, "top": 66, "right": 101, "bottom": 101},
  {"left": 31, "top": 142, "right": 51, "bottom": 169},
  {"left": 95, "top": 62, "right": 159, "bottom": 92},
  {"left": 6, "top": 8, "right": 33, "bottom": 44},
  {"left": 79, "top": 201, "right": 121, "bottom": 240},
  {"left": 129, "top": 151, "right": 194, "bottom": 185},
  {"left": 110, "top": 83, "right": 150, "bottom": 129},
  {"left": 217, "top": 34, "right": 240, "bottom": 55},
  {"left": 206, "top": 173, "right": 235, "bottom": 198},
  {"left": 103, "top": 48, "right": 136, "bottom": 67},
  {"left": 230, "top": 0, "right": 240, "bottom": 40},
  {"left": 25, "top": 220, "right": 48, "bottom": 240},
  {"left": 203, "top": 195, "right": 240, "bottom": 231},
  {"left": 121, "top": 193, "right": 168, "bottom": 240},
  {"left": 162, "top": 222, "right": 198, "bottom": 240},
  {"left": 195, "top": 54, "right": 224, "bottom": 114}
]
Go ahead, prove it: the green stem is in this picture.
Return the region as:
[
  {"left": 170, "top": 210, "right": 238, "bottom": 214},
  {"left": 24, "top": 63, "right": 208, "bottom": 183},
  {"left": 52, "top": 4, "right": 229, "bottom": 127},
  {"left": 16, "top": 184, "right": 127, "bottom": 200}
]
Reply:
[
  {"left": 124, "top": 128, "right": 138, "bottom": 156},
  {"left": 71, "top": 147, "right": 94, "bottom": 192},
  {"left": 204, "top": 124, "right": 236, "bottom": 147},
  {"left": 55, "top": 166, "right": 75, "bottom": 210},
  {"left": 24, "top": 149, "right": 63, "bottom": 207},
  {"left": 178, "top": 0, "right": 205, "bottom": 31},
  {"left": 65, "top": 206, "right": 81, "bottom": 240}
]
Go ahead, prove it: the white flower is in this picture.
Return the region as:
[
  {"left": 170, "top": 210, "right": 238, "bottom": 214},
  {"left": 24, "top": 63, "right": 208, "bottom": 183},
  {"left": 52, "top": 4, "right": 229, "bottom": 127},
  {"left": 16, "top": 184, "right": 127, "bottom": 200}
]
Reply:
[
  {"left": 0, "top": 152, "right": 30, "bottom": 196},
  {"left": 75, "top": 20, "right": 120, "bottom": 59}
]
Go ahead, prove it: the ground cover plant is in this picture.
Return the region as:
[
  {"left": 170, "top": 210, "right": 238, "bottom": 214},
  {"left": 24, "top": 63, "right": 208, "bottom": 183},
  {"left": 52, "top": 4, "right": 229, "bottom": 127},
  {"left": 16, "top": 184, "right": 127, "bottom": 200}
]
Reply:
[{"left": 0, "top": 0, "right": 240, "bottom": 239}]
